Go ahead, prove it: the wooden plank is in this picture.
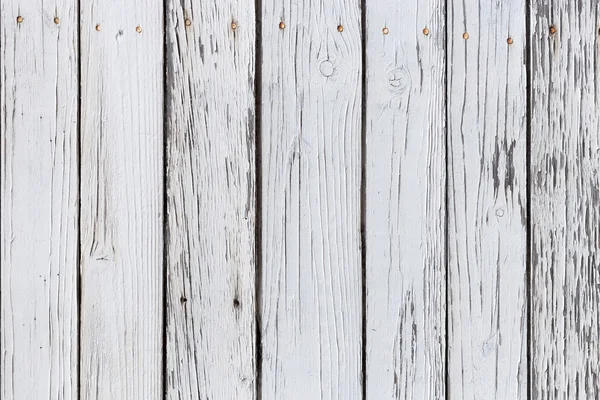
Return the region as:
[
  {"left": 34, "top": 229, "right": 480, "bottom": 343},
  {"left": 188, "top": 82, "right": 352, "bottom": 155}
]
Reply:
[
  {"left": 259, "top": 1, "right": 362, "bottom": 398},
  {"left": 164, "top": 2, "right": 256, "bottom": 399},
  {"left": 447, "top": 0, "right": 528, "bottom": 398},
  {"left": 79, "top": 1, "right": 163, "bottom": 398},
  {"left": 1, "top": 2, "right": 79, "bottom": 399},
  {"left": 530, "top": 1, "right": 600, "bottom": 397},
  {"left": 364, "top": 2, "right": 446, "bottom": 399}
]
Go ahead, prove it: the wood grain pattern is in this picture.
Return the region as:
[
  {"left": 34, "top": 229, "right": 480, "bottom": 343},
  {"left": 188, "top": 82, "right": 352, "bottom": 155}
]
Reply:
[
  {"left": 364, "top": 2, "right": 446, "bottom": 399},
  {"left": 530, "top": 1, "right": 600, "bottom": 397},
  {"left": 79, "top": 0, "right": 164, "bottom": 398},
  {"left": 1, "top": 1, "right": 79, "bottom": 399},
  {"left": 164, "top": 1, "right": 256, "bottom": 399},
  {"left": 259, "top": 0, "right": 363, "bottom": 397},
  {"left": 447, "top": 0, "right": 528, "bottom": 398}
]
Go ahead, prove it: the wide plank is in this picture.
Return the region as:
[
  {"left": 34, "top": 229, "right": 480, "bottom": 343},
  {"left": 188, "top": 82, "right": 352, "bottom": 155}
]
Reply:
[
  {"left": 1, "top": 2, "right": 79, "bottom": 399},
  {"left": 164, "top": 1, "right": 257, "bottom": 399},
  {"left": 260, "top": 1, "right": 363, "bottom": 398},
  {"left": 79, "top": 0, "right": 164, "bottom": 398},
  {"left": 447, "top": 0, "right": 528, "bottom": 398},
  {"left": 364, "top": 2, "right": 446, "bottom": 399},
  {"left": 530, "top": 1, "right": 600, "bottom": 397}
]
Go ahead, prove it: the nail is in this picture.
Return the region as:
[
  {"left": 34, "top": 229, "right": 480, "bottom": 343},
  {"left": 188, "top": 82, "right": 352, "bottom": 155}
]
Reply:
[
  {"left": 54, "top": 17, "right": 60, "bottom": 24},
  {"left": 423, "top": 27, "right": 430, "bottom": 36},
  {"left": 17, "top": 16, "right": 23, "bottom": 23},
  {"left": 279, "top": 21, "right": 286, "bottom": 30},
  {"left": 337, "top": 25, "right": 343, "bottom": 32},
  {"left": 382, "top": 27, "right": 389, "bottom": 35},
  {"left": 136, "top": 26, "right": 142, "bottom": 33},
  {"left": 185, "top": 19, "right": 191, "bottom": 26},
  {"left": 463, "top": 32, "right": 469, "bottom": 40}
]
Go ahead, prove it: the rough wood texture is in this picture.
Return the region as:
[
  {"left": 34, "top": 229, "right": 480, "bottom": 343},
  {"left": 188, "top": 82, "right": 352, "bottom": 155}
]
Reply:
[
  {"left": 79, "top": 1, "right": 163, "bottom": 398},
  {"left": 259, "top": 0, "right": 363, "bottom": 398},
  {"left": 530, "top": 1, "right": 600, "bottom": 397},
  {"left": 364, "top": 2, "right": 446, "bottom": 399},
  {"left": 1, "top": 1, "right": 79, "bottom": 399},
  {"left": 447, "top": 0, "right": 528, "bottom": 398},
  {"left": 165, "top": 1, "right": 256, "bottom": 399}
]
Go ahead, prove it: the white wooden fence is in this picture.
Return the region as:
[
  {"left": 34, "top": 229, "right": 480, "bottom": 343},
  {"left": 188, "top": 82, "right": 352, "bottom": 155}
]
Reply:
[{"left": 1, "top": 0, "right": 599, "bottom": 398}]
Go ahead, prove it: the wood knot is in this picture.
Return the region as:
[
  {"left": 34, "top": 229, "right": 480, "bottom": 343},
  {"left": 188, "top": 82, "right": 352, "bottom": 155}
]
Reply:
[
  {"left": 319, "top": 60, "right": 334, "bottom": 77},
  {"left": 386, "top": 66, "right": 410, "bottom": 93}
]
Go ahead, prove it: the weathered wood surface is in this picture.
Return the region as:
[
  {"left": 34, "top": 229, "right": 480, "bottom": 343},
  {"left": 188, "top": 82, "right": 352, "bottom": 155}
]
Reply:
[
  {"left": 164, "top": 0, "right": 257, "bottom": 398},
  {"left": 1, "top": 1, "right": 79, "bottom": 399},
  {"left": 530, "top": 1, "right": 600, "bottom": 398},
  {"left": 79, "top": 0, "right": 164, "bottom": 398},
  {"left": 259, "top": 0, "right": 363, "bottom": 397},
  {"left": 2, "top": 0, "right": 600, "bottom": 398},
  {"left": 447, "top": 0, "right": 528, "bottom": 398},
  {"left": 364, "top": 1, "right": 446, "bottom": 399}
]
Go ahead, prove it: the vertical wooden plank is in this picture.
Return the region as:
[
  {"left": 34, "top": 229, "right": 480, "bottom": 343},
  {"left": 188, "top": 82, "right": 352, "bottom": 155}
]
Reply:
[
  {"left": 79, "top": 0, "right": 163, "bottom": 398},
  {"left": 447, "top": 0, "right": 528, "bottom": 398},
  {"left": 164, "top": 1, "right": 256, "bottom": 399},
  {"left": 531, "top": 1, "right": 600, "bottom": 397},
  {"left": 260, "top": 0, "right": 362, "bottom": 397},
  {"left": 1, "top": 2, "right": 78, "bottom": 399},
  {"left": 364, "top": 2, "right": 446, "bottom": 399}
]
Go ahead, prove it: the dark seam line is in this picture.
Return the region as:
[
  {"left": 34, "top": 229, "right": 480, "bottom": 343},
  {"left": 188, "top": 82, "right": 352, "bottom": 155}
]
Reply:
[
  {"left": 525, "top": 0, "right": 533, "bottom": 398},
  {"left": 254, "top": 0, "right": 263, "bottom": 397},
  {"left": 77, "top": 0, "right": 83, "bottom": 396},
  {"left": 444, "top": 0, "right": 450, "bottom": 398},
  {"left": 162, "top": 0, "right": 169, "bottom": 398},
  {"left": 360, "top": 0, "right": 367, "bottom": 397}
]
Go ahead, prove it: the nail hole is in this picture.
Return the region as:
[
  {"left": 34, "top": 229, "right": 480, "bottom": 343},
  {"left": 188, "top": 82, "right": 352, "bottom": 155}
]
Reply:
[
  {"left": 233, "top": 298, "right": 240, "bottom": 308},
  {"left": 185, "top": 19, "right": 191, "bottom": 27},
  {"left": 337, "top": 25, "right": 344, "bottom": 32},
  {"left": 180, "top": 296, "right": 187, "bottom": 304},
  {"left": 423, "top": 27, "right": 430, "bottom": 36},
  {"left": 136, "top": 26, "right": 142, "bottom": 33},
  {"left": 279, "top": 21, "right": 286, "bottom": 30},
  {"left": 463, "top": 32, "right": 469, "bottom": 40},
  {"left": 16, "top": 16, "right": 23, "bottom": 23},
  {"left": 95, "top": 24, "right": 101, "bottom": 31},
  {"left": 54, "top": 17, "right": 60, "bottom": 24},
  {"left": 382, "top": 27, "right": 389, "bottom": 35}
]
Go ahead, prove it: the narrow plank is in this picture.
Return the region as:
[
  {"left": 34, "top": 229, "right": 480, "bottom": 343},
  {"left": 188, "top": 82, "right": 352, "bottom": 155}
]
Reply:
[
  {"left": 1, "top": 2, "right": 78, "bottom": 399},
  {"left": 164, "top": 1, "right": 256, "bottom": 399},
  {"left": 531, "top": 1, "right": 600, "bottom": 397},
  {"left": 364, "top": 2, "right": 446, "bottom": 399},
  {"left": 79, "top": 1, "right": 163, "bottom": 398},
  {"left": 260, "top": 1, "right": 363, "bottom": 398},
  {"left": 447, "top": 0, "right": 528, "bottom": 398}
]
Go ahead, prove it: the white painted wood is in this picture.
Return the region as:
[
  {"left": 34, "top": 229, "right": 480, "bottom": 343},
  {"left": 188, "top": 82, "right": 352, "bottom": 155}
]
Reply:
[
  {"left": 260, "top": 2, "right": 363, "bottom": 398},
  {"left": 364, "top": 2, "right": 446, "bottom": 399},
  {"left": 530, "top": 1, "right": 600, "bottom": 397},
  {"left": 447, "top": 0, "right": 528, "bottom": 398},
  {"left": 164, "top": 1, "right": 256, "bottom": 399},
  {"left": 1, "top": 2, "right": 79, "bottom": 399},
  {"left": 79, "top": 1, "right": 163, "bottom": 398}
]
